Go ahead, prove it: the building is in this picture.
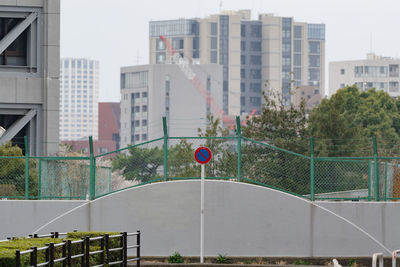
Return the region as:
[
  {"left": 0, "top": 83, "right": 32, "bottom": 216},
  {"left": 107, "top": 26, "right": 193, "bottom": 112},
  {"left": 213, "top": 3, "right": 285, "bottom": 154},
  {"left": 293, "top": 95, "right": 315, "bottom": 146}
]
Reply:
[
  {"left": 0, "top": 0, "right": 60, "bottom": 155},
  {"left": 98, "top": 102, "right": 120, "bottom": 151},
  {"left": 59, "top": 58, "right": 99, "bottom": 141},
  {"left": 120, "top": 64, "right": 223, "bottom": 147},
  {"left": 63, "top": 102, "right": 120, "bottom": 156},
  {"left": 149, "top": 10, "right": 325, "bottom": 116},
  {"left": 292, "top": 85, "right": 322, "bottom": 110},
  {"left": 329, "top": 53, "right": 400, "bottom": 96}
]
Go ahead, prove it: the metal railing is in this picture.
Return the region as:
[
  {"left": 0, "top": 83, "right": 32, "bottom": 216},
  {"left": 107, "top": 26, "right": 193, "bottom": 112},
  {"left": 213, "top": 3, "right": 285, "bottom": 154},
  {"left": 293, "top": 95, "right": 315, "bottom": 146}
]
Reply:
[
  {"left": 2, "top": 116, "right": 400, "bottom": 202},
  {"left": 15, "top": 231, "right": 140, "bottom": 267}
]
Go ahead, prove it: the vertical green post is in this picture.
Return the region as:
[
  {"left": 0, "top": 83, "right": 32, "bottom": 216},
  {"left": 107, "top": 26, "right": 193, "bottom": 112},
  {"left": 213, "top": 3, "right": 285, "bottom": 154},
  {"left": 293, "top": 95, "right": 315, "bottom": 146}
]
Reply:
[
  {"left": 24, "top": 136, "right": 29, "bottom": 200},
  {"left": 163, "top": 117, "right": 168, "bottom": 181},
  {"left": 368, "top": 160, "right": 372, "bottom": 201},
  {"left": 108, "top": 167, "right": 112, "bottom": 193},
  {"left": 38, "top": 159, "right": 42, "bottom": 200},
  {"left": 89, "top": 136, "right": 95, "bottom": 200},
  {"left": 384, "top": 162, "right": 388, "bottom": 201},
  {"left": 310, "top": 137, "right": 315, "bottom": 201},
  {"left": 373, "top": 136, "right": 379, "bottom": 201},
  {"left": 236, "top": 116, "right": 242, "bottom": 182}
]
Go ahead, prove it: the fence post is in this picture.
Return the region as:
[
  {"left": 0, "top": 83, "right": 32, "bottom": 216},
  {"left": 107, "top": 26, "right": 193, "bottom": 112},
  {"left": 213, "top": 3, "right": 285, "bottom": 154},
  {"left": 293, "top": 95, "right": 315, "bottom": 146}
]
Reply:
[
  {"left": 38, "top": 159, "right": 42, "bottom": 200},
  {"left": 62, "top": 241, "right": 67, "bottom": 267},
  {"left": 16, "top": 250, "right": 21, "bottom": 267},
  {"left": 24, "top": 136, "right": 30, "bottom": 199},
  {"left": 310, "top": 137, "right": 315, "bottom": 201},
  {"left": 368, "top": 160, "right": 372, "bottom": 201},
  {"left": 66, "top": 240, "right": 72, "bottom": 267},
  {"left": 104, "top": 234, "right": 109, "bottom": 265},
  {"left": 163, "top": 116, "right": 168, "bottom": 181},
  {"left": 373, "top": 136, "right": 379, "bottom": 201},
  {"left": 108, "top": 167, "right": 112, "bottom": 193},
  {"left": 236, "top": 116, "right": 242, "bottom": 182},
  {"left": 49, "top": 243, "right": 55, "bottom": 267},
  {"left": 89, "top": 136, "right": 96, "bottom": 200},
  {"left": 31, "top": 246, "right": 37, "bottom": 267},
  {"left": 85, "top": 236, "right": 90, "bottom": 267},
  {"left": 137, "top": 230, "right": 140, "bottom": 267},
  {"left": 384, "top": 162, "right": 388, "bottom": 201},
  {"left": 123, "top": 232, "right": 128, "bottom": 266}
]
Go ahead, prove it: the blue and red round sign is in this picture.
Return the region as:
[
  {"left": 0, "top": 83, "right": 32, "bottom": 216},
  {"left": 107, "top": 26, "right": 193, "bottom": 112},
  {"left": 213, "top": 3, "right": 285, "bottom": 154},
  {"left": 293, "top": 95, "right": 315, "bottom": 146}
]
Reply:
[{"left": 194, "top": 147, "right": 212, "bottom": 164}]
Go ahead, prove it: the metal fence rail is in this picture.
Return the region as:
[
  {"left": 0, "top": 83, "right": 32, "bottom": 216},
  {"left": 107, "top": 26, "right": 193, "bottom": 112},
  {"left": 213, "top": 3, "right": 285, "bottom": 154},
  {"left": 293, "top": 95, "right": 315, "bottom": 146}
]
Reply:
[
  {"left": 15, "top": 231, "right": 140, "bottom": 267},
  {"left": 1, "top": 116, "right": 400, "bottom": 201}
]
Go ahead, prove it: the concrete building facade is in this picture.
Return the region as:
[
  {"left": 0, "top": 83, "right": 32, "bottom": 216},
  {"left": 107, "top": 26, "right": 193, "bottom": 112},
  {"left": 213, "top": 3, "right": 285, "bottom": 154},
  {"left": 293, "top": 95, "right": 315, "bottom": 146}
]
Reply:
[
  {"left": 59, "top": 58, "right": 99, "bottom": 141},
  {"left": 329, "top": 53, "right": 400, "bottom": 96},
  {"left": 149, "top": 10, "right": 325, "bottom": 116},
  {"left": 0, "top": 0, "right": 60, "bottom": 155},
  {"left": 120, "top": 64, "right": 223, "bottom": 147}
]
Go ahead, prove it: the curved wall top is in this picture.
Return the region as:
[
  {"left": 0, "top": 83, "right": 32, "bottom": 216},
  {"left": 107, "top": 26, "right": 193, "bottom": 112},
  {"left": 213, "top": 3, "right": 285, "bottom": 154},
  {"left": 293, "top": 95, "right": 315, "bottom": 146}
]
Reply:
[{"left": 1, "top": 180, "right": 400, "bottom": 257}]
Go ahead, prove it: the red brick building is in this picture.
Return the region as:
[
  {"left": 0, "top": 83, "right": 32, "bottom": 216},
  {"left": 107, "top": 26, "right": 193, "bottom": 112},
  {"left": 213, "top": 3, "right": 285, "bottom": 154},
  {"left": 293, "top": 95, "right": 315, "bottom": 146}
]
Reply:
[{"left": 63, "top": 102, "right": 120, "bottom": 156}]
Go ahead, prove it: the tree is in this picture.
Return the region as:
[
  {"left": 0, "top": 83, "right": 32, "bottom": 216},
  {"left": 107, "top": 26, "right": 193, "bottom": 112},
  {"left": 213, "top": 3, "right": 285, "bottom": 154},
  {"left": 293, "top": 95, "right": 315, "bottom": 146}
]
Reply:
[
  {"left": 240, "top": 91, "right": 310, "bottom": 194},
  {"left": 243, "top": 90, "right": 309, "bottom": 154},
  {"left": 112, "top": 146, "right": 163, "bottom": 183},
  {"left": 308, "top": 86, "right": 400, "bottom": 157},
  {"left": 197, "top": 115, "right": 236, "bottom": 178}
]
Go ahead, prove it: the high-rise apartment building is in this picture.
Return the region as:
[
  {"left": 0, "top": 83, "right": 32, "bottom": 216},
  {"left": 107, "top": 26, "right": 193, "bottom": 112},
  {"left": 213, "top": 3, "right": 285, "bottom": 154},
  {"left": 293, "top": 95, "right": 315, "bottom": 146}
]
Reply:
[
  {"left": 149, "top": 10, "right": 325, "bottom": 115},
  {"left": 329, "top": 53, "right": 400, "bottom": 96},
  {"left": 59, "top": 58, "right": 99, "bottom": 140},
  {"left": 0, "top": 0, "right": 60, "bottom": 155},
  {"left": 120, "top": 64, "right": 223, "bottom": 147}
]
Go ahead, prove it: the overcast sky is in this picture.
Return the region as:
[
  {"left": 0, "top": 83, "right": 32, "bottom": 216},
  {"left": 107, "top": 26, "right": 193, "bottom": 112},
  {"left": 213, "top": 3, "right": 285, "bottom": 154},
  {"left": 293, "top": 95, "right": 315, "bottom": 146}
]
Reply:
[{"left": 60, "top": 0, "right": 400, "bottom": 102}]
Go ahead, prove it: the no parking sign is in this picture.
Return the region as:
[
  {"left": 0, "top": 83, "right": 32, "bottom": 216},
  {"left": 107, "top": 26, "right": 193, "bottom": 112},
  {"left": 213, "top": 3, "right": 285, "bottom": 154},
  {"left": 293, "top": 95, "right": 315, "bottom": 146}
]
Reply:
[{"left": 194, "top": 147, "right": 212, "bottom": 164}]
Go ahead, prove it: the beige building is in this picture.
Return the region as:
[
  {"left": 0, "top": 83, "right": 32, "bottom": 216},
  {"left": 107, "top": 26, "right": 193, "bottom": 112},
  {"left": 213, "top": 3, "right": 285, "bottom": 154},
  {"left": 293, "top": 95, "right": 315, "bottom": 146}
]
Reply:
[
  {"left": 329, "top": 53, "right": 400, "bottom": 97},
  {"left": 292, "top": 85, "right": 322, "bottom": 110},
  {"left": 149, "top": 10, "right": 325, "bottom": 116}
]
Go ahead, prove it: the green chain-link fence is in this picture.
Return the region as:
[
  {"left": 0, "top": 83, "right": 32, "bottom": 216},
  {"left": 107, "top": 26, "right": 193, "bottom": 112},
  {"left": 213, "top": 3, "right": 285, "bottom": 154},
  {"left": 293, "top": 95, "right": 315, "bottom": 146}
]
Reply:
[{"left": 2, "top": 117, "right": 400, "bottom": 201}]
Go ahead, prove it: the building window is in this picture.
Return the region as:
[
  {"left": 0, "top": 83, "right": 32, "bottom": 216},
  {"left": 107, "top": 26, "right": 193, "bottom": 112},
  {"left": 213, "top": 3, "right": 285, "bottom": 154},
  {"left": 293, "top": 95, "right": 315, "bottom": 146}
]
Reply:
[
  {"left": 240, "top": 96, "right": 245, "bottom": 106},
  {"left": 241, "top": 55, "right": 246, "bottom": 65},
  {"left": 250, "top": 42, "right": 261, "bottom": 51},
  {"left": 241, "top": 41, "right": 246, "bottom": 51},
  {"left": 0, "top": 9, "right": 42, "bottom": 73},
  {"left": 135, "top": 134, "right": 140, "bottom": 141},
  {"left": 389, "top": 64, "right": 399, "bottom": 77},
  {"left": 250, "top": 97, "right": 261, "bottom": 105},
  {"left": 389, "top": 81, "right": 399, "bottom": 92},
  {"left": 250, "top": 69, "right": 261, "bottom": 79},
  {"left": 250, "top": 56, "right": 261, "bottom": 65},
  {"left": 308, "top": 41, "right": 320, "bottom": 54},
  {"left": 157, "top": 38, "right": 165, "bottom": 50},
  {"left": 98, "top": 147, "right": 108, "bottom": 153},
  {"left": 250, "top": 83, "right": 261, "bottom": 92},
  {"left": 250, "top": 25, "right": 261, "bottom": 37},
  {"left": 142, "top": 134, "right": 148, "bottom": 141},
  {"left": 241, "top": 24, "right": 246, "bottom": 37},
  {"left": 241, "top": 83, "right": 246, "bottom": 92},
  {"left": 340, "top": 69, "right": 345, "bottom": 75},
  {"left": 211, "top": 37, "right": 217, "bottom": 49},
  {"left": 210, "top": 51, "right": 217, "bottom": 63},
  {"left": 210, "top": 22, "right": 218, "bottom": 35},
  {"left": 241, "top": 69, "right": 246, "bottom": 79}
]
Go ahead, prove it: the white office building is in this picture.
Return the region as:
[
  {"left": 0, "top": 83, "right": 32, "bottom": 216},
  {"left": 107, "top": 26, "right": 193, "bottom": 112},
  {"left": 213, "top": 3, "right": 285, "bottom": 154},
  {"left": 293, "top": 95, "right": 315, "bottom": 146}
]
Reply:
[
  {"left": 120, "top": 64, "right": 223, "bottom": 147},
  {"left": 59, "top": 58, "right": 99, "bottom": 140},
  {"left": 330, "top": 53, "right": 400, "bottom": 96}
]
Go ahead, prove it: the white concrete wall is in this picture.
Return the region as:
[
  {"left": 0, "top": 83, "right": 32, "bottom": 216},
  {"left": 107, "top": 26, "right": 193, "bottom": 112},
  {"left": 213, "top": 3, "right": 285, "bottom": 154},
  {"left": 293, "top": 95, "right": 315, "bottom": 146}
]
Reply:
[{"left": 1, "top": 181, "right": 400, "bottom": 257}]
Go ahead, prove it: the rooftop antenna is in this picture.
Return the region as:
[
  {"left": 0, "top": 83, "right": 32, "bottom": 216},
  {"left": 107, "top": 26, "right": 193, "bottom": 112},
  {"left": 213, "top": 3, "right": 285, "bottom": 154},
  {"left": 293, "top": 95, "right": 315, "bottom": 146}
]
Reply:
[{"left": 136, "top": 50, "right": 141, "bottom": 65}]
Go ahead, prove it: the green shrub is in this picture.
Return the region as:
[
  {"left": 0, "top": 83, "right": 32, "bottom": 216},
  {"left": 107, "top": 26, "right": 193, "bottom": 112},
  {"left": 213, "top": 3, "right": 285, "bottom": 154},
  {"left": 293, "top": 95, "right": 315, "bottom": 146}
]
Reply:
[
  {"left": 0, "top": 232, "right": 121, "bottom": 266},
  {"left": 168, "top": 252, "right": 184, "bottom": 263},
  {"left": 294, "top": 259, "right": 312, "bottom": 265},
  {"left": 216, "top": 254, "right": 229, "bottom": 264}
]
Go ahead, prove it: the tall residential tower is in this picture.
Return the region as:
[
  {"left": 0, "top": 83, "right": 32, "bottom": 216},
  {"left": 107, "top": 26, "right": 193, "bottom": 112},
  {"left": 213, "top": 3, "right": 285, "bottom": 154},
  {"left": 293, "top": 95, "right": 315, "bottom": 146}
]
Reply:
[
  {"left": 59, "top": 58, "right": 99, "bottom": 141},
  {"left": 149, "top": 10, "right": 325, "bottom": 115}
]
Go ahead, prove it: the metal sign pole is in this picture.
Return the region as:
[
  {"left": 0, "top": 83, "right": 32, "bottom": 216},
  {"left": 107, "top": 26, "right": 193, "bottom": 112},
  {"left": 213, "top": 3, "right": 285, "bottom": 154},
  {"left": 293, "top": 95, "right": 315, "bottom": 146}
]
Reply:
[{"left": 200, "top": 163, "right": 205, "bottom": 263}]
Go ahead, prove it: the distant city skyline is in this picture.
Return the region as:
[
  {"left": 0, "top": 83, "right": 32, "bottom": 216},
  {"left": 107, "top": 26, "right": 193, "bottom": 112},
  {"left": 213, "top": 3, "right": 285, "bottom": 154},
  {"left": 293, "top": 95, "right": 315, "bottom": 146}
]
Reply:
[{"left": 60, "top": 0, "right": 400, "bottom": 103}]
